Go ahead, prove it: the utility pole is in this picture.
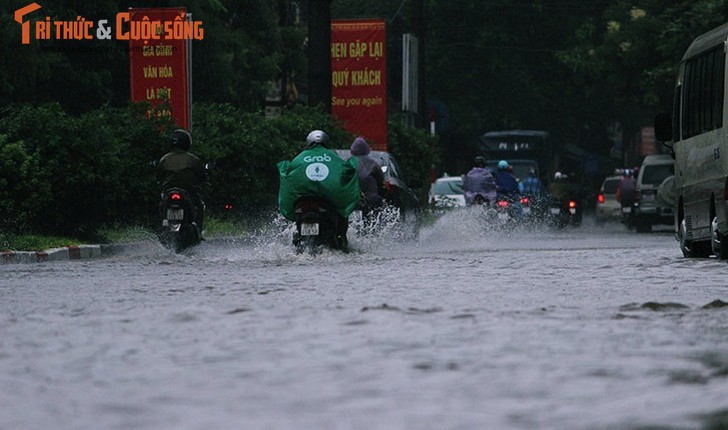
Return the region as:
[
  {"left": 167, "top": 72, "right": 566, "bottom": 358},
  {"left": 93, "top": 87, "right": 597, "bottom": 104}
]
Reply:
[
  {"left": 307, "top": 0, "right": 331, "bottom": 112},
  {"left": 412, "top": 0, "right": 426, "bottom": 129}
]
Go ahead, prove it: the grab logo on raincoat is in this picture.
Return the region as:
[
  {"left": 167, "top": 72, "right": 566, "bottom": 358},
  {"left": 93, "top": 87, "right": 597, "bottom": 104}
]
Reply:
[{"left": 305, "top": 163, "right": 330, "bottom": 181}]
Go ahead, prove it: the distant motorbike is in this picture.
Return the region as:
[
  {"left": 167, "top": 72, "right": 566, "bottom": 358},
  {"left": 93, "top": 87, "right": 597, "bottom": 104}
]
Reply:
[
  {"left": 292, "top": 196, "right": 348, "bottom": 254},
  {"left": 494, "top": 196, "right": 522, "bottom": 224},
  {"left": 547, "top": 196, "right": 578, "bottom": 229},
  {"left": 158, "top": 187, "right": 202, "bottom": 253},
  {"left": 620, "top": 202, "right": 638, "bottom": 229}
]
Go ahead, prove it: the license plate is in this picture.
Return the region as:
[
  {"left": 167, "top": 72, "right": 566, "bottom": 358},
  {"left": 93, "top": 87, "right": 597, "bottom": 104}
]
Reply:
[
  {"left": 550, "top": 208, "right": 560, "bottom": 214},
  {"left": 522, "top": 207, "right": 531, "bottom": 215},
  {"left": 301, "top": 222, "right": 319, "bottom": 236},
  {"left": 641, "top": 194, "right": 655, "bottom": 202},
  {"left": 622, "top": 207, "right": 632, "bottom": 213},
  {"left": 350, "top": 210, "right": 362, "bottom": 222},
  {"left": 167, "top": 208, "right": 184, "bottom": 221},
  {"left": 497, "top": 212, "right": 509, "bottom": 220}
]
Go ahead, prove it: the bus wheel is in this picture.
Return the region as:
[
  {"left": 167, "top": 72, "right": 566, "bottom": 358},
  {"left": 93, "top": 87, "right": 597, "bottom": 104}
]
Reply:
[
  {"left": 711, "top": 216, "right": 728, "bottom": 260},
  {"left": 680, "top": 218, "right": 711, "bottom": 258}
]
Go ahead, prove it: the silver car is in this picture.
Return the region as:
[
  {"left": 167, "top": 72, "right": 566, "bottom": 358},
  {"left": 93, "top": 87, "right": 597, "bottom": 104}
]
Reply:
[
  {"left": 634, "top": 154, "right": 675, "bottom": 232},
  {"left": 429, "top": 176, "right": 465, "bottom": 209},
  {"left": 595, "top": 175, "right": 622, "bottom": 223}
]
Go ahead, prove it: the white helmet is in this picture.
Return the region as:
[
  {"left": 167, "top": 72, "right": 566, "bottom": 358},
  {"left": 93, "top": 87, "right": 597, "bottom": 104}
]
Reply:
[
  {"left": 306, "top": 130, "right": 329, "bottom": 148},
  {"left": 554, "top": 171, "right": 563, "bottom": 180}
]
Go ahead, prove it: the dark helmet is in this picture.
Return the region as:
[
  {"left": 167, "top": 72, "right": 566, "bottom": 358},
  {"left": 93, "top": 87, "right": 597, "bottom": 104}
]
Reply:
[
  {"left": 170, "top": 129, "right": 192, "bottom": 150},
  {"left": 306, "top": 130, "right": 329, "bottom": 148},
  {"left": 474, "top": 156, "right": 487, "bottom": 168}
]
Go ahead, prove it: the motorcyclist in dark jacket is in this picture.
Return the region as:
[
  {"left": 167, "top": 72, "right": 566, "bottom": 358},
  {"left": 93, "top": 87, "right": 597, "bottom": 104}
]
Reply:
[
  {"left": 349, "top": 136, "right": 385, "bottom": 209},
  {"left": 495, "top": 160, "right": 520, "bottom": 200},
  {"left": 155, "top": 129, "right": 207, "bottom": 233}
]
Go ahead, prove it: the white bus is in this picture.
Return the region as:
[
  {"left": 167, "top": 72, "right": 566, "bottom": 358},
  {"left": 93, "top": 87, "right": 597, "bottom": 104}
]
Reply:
[{"left": 655, "top": 23, "right": 728, "bottom": 258}]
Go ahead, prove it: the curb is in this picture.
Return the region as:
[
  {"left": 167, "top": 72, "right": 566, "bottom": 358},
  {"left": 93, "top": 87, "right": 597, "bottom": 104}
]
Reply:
[{"left": 1, "top": 244, "right": 109, "bottom": 265}]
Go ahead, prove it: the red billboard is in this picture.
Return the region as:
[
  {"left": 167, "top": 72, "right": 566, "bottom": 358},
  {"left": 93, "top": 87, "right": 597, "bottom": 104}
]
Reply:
[
  {"left": 128, "top": 8, "right": 190, "bottom": 130},
  {"left": 331, "top": 20, "right": 387, "bottom": 151}
]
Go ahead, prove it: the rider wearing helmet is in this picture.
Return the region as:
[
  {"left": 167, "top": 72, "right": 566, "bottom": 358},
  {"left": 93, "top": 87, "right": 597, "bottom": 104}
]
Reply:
[
  {"left": 463, "top": 156, "right": 496, "bottom": 205},
  {"left": 305, "top": 129, "right": 329, "bottom": 149},
  {"left": 277, "top": 130, "right": 361, "bottom": 249},
  {"left": 495, "top": 160, "right": 520, "bottom": 199},
  {"left": 547, "top": 171, "right": 570, "bottom": 202},
  {"left": 155, "top": 128, "right": 207, "bottom": 233}
]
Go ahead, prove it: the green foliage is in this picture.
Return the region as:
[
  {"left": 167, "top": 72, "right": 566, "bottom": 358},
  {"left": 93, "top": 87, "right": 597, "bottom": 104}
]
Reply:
[
  {"left": 0, "top": 103, "right": 172, "bottom": 238},
  {"left": 387, "top": 113, "right": 439, "bottom": 188},
  {"left": 0, "top": 0, "right": 304, "bottom": 112},
  {"left": 0, "top": 102, "right": 439, "bottom": 238},
  {"left": 0, "top": 135, "right": 48, "bottom": 232},
  {"left": 0, "top": 232, "right": 81, "bottom": 252},
  {"left": 558, "top": 0, "right": 728, "bottom": 133},
  {"left": 191, "top": 103, "right": 352, "bottom": 214}
]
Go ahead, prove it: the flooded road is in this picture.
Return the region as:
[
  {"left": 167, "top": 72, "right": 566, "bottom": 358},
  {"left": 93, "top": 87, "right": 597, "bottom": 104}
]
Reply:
[{"left": 2, "top": 212, "right": 728, "bottom": 430}]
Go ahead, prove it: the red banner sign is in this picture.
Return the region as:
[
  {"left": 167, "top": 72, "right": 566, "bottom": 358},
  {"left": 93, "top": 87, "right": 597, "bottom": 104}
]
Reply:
[
  {"left": 129, "top": 8, "right": 190, "bottom": 130},
  {"left": 331, "top": 20, "right": 387, "bottom": 151}
]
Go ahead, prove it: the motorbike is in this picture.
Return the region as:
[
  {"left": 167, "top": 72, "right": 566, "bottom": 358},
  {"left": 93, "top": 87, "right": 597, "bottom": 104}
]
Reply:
[
  {"left": 466, "top": 192, "right": 523, "bottom": 227},
  {"left": 494, "top": 196, "right": 523, "bottom": 224},
  {"left": 547, "top": 196, "right": 578, "bottom": 229},
  {"left": 158, "top": 187, "right": 202, "bottom": 253},
  {"left": 621, "top": 201, "right": 638, "bottom": 230},
  {"left": 292, "top": 196, "right": 348, "bottom": 254}
]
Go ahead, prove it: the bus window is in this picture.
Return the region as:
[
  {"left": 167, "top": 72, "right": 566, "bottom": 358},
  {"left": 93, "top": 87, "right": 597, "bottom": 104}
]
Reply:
[{"left": 713, "top": 48, "right": 725, "bottom": 129}]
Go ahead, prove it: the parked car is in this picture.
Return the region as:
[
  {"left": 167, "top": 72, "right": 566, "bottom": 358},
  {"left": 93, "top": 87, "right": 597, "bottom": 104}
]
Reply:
[
  {"left": 595, "top": 175, "right": 622, "bottom": 223},
  {"left": 429, "top": 175, "right": 465, "bottom": 209},
  {"left": 335, "top": 149, "right": 422, "bottom": 216},
  {"left": 633, "top": 154, "right": 675, "bottom": 232}
]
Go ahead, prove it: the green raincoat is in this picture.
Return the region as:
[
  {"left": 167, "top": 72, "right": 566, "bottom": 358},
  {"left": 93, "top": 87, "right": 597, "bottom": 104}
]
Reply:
[{"left": 277, "top": 145, "right": 361, "bottom": 221}]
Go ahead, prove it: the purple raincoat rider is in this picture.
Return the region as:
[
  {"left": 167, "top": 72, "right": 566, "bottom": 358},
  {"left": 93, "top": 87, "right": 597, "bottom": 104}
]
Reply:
[
  {"left": 350, "top": 136, "right": 385, "bottom": 208},
  {"left": 463, "top": 156, "right": 497, "bottom": 205}
]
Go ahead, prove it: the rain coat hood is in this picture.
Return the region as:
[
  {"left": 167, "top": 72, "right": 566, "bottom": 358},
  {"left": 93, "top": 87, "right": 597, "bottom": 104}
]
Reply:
[{"left": 350, "top": 137, "right": 371, "bottom": 156}]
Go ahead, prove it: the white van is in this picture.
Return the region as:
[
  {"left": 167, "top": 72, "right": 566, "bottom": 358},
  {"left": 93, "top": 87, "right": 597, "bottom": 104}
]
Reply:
[
  {"left": 632, "top": 154, "right": 675, "bottom": 232},
  {"left": 654, "top": 21, "right": 728, "bottom": 257}
]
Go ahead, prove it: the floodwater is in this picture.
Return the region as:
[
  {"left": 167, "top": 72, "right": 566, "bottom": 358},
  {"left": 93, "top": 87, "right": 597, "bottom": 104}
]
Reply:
[{"left": 2, "top": 210, "right": 728, "bottom": 430}]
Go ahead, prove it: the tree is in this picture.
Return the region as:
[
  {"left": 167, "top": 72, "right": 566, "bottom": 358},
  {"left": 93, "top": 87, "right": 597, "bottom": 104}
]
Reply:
[{"left": 0, "top": 0, "right": 301, "bottom": 113}]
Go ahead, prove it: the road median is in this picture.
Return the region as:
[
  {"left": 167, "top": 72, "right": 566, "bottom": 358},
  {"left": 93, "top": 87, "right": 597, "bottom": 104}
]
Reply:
[{"left": 1, "top": 244, "right": 110, "bottom": 264}]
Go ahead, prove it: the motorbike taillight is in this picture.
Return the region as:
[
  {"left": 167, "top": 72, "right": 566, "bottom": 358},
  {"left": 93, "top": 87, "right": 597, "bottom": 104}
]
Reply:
[
  {"left": 520, "top": 197, "right": 529, "bottom": 205},
  {"left": 497, "top": 200, "right": 509, "bottom": 208},
  {"left": 568, "top": 200, "right": 577, "bottom": 209},
  {"left": 597, "top": 193, "right": 605, "bottom": 204},
  {"left": 170, "top": 193, "right": 183, "bottom": 201}
]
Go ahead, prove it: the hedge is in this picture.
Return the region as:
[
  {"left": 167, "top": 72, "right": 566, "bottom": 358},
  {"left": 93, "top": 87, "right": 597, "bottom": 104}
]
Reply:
[{"left": 0, "top": 103, "right": 437, "bottom": 238}]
